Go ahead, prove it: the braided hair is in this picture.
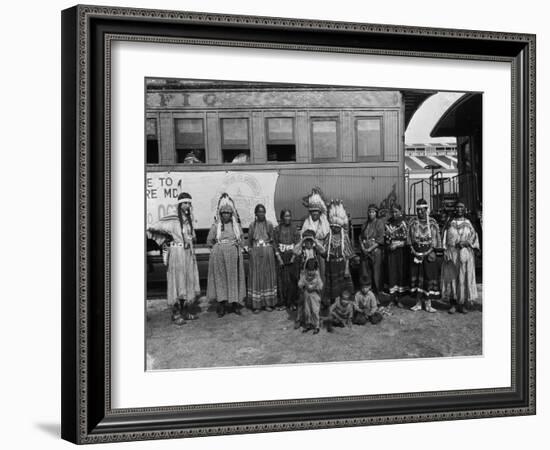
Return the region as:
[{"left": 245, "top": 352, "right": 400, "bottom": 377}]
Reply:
[{"left": 176, "top": 192, "right": 193, "bottom": 237}]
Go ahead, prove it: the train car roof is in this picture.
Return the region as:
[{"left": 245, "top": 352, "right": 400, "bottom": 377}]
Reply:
[{"left": 146, "top": 78, "right": 435, "bottom": 127}]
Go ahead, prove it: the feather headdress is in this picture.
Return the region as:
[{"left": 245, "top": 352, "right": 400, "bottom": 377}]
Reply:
[
  {"left": 328, "top": 199, "right": 349, "bottom": 230},
  {"left": 215, "top": 193, "right": 240, "bottom": 221},
  {"left": 326, "top": 199, "right": 350, "bottom": 261},
  {"left": 302, "top": 187, "right": 328, "bottom": 215},
  {"left": 301, "top": 188, "right": 330, "bottom": 239},
  {"left": 215, "top": 192, "right": 242, "bottom": 241}
]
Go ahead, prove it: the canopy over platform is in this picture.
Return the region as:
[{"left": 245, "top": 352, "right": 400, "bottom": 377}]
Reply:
[
  {"left": 429, "top": 92, "right": 483, "bottom": 212},
  {"left": 430, "top": 93, "right": 482, "bottom": 137},
  {"left": 401, "top": 90, "right": 434, "bottom": 128}
]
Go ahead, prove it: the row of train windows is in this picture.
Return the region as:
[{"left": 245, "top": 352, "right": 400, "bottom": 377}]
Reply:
[{"left": 146, "top": 116, "right": 382, "bottom": 164}]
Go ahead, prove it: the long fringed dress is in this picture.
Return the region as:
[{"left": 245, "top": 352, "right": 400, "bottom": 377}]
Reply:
[
  {"left": 298, "top": 270, "right": 323, "bottom": 330},
  {"left": 147, "top": 216, "right": 200, "bottom": 307},
  {"left": 273, "top": 223, "right": 300, "bottom": 308},
  {"left": 206, "top": 222, "right": 246, "bottom": 304},
  {"left": 384, "top": 216, "right": 409, "bottom": 296},
  {"left": 247, "top": 220, "right": 278, "bottom": 309},
  {"left": 442, "top": 218, "right": 479, "bottom": 304},
  {"left": 324, "top": 231, "right": 354, "bottom": 301},
  {"left": 408, "top": 217, "right": 442, "bottom": 299}
]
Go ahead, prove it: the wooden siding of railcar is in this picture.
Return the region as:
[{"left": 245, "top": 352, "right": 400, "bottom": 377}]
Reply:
[
  {"left": 147, "top": 109, "right": 401, "bottom": 165},
  {"left": 146, "top": 163, "right": 404, "bottom": 222},
  {"left": 146, "top": 88, "right": 403, "bottom": 166},
  {"left": 274, "top": 165, "right": 401, "bottom": 223}
]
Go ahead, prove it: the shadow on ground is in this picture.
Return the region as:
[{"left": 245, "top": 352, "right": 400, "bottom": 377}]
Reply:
[{"left": 35, "top": 423, "right": 60, "bottom": 438}]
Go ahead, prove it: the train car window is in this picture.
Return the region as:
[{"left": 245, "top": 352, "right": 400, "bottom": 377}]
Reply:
[
  {"left": 174, "top": 118, "right": 206, "bottom": 164},
  {"left": 146, "top": 118, "right": 159, "bottom": 164},
  {"left": 311, "top": 119, "right": 339, "bottom": 161},
  {"left": 356, "top": 117, "right": 382, "bottom": 161},
  {"left": 267, "top": 145, "right": 296, "bottom": 162},
  {"left": 266, "top": 118, "right": 296, "bottom": 162},
  {"left": 221, "top": 118, "right": 250, "bottom": 163},
  {"left": 266, "top": 118, "right": 294, "bottom": 141}
]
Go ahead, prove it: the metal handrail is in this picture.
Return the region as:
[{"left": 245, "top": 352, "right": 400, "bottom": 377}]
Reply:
[{"left": 407, "top": 169, "right": 479, "bottom": 215}]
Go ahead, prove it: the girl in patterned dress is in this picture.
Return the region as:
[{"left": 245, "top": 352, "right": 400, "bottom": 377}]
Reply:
[
  {"left": 273, "top": 209, "right": 300, "bottom": 311},
  {"left": 408, "top": 199, "right": 442, "bottom": 313},
  {"left": 384, "top": 204, "right": 409, "bottom": 307},
  {"left": 247, "top": 204, "right": 278, "bottom": 313}
]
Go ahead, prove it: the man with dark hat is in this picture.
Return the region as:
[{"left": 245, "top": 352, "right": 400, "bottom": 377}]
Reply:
[
  {"left": 360, "top": 203, "right": 385, "bottom": 301},
  {"left": 407, "top": 198, "right": 442, "bottom": 313}
]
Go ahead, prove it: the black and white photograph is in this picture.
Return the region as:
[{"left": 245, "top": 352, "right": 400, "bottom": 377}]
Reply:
[
  {"left": 144, "top": 78, "right": 483, "bottom": 370},
  {"left": 1, "top": 0, "right": 544, "bottom": 446}
]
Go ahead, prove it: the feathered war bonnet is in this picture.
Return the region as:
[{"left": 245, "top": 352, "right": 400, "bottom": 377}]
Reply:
[
  {"left": 215, "top": 192, "right": 239, "bottom": 219},
  {"left": 300, "top": 187, "right": 331, "bottom": 239},
  {"left": 303, "top": 187, "right": 328, "bottom": 215},
  {"left": 215, "top": 192, "right": 241, "bottom": 241},
  {"left": 326, "top": 199, "right": 349, "bottom": 261},
  {"left": 328, "top": 199, "right": 349, "bottom": 230}
]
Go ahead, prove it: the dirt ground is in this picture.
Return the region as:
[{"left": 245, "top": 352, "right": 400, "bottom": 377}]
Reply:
[{"left": 146, "top": 286, "right": 483, "bottom": 370}]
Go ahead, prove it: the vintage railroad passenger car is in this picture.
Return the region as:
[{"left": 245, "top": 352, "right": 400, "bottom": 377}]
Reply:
[{"left": 145, "top": 79, "right": 440, "bottom": 294}]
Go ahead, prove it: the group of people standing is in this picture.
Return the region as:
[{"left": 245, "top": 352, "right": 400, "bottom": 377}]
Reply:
[
  {"left": 359, "top": 197, "right": 480, "bottom": 315},
  {"left": 147, "top": 188, "right": 480, "bottom": 331}
]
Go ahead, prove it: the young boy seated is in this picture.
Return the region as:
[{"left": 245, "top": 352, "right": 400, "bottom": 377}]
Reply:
[
  {"left": 353, "top": 277, "right": 383, "bottom": 325},
  {"left": 326, "top": 289, "right": 354, "bottom": 332}
]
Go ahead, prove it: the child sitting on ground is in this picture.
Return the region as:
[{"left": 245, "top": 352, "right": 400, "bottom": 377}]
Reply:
[
  {"left": 326, "top": 289, "right": 354, "bottom": 332},
  {"left": 353, "top": 277, "right": 383, "bottom": 325}
]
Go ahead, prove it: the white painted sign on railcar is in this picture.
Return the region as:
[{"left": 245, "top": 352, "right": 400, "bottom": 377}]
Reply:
[{"left": 146, "top": 171, "right": 279, "bottom": 228}]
